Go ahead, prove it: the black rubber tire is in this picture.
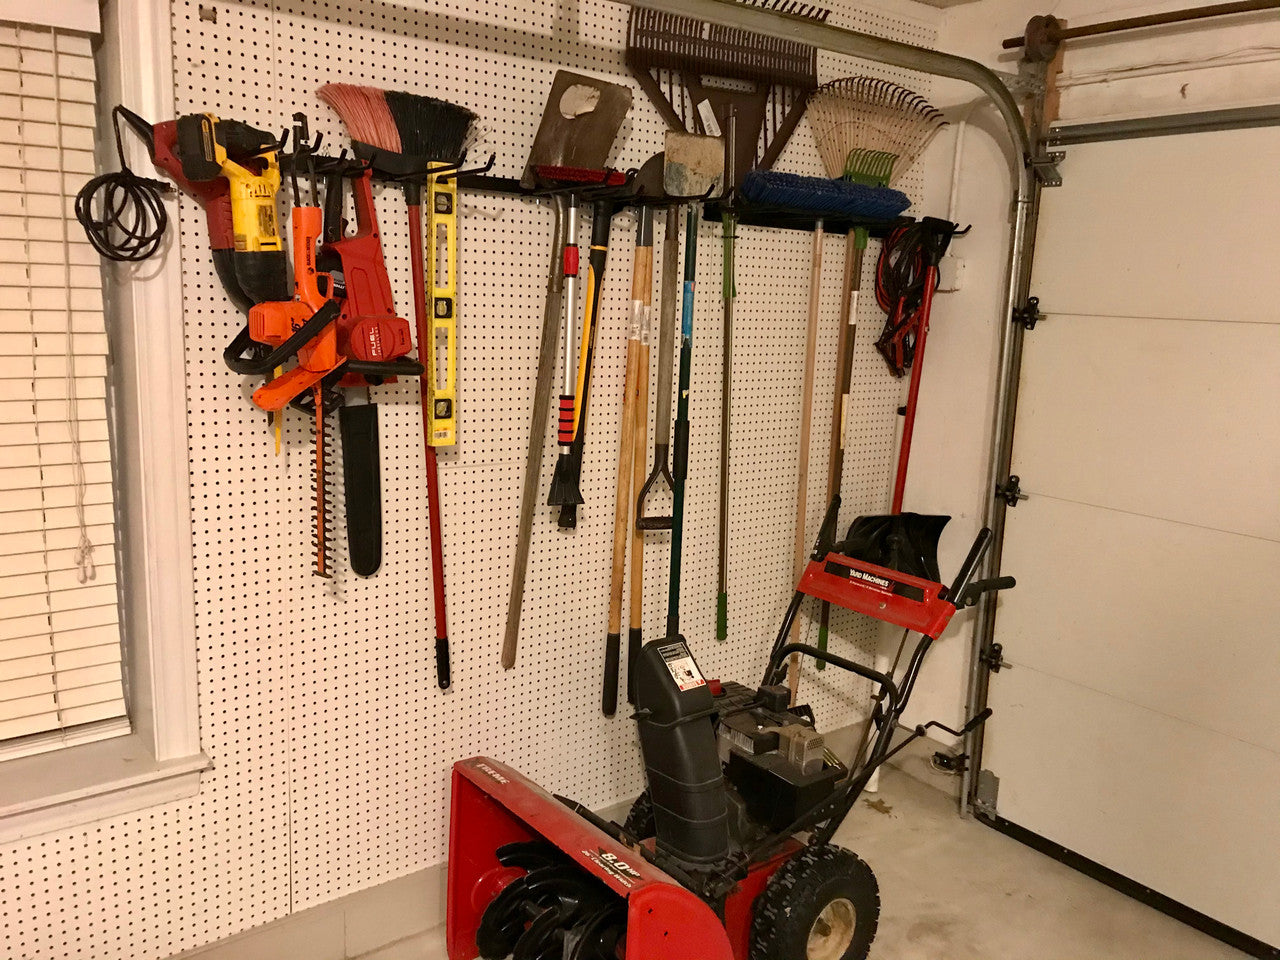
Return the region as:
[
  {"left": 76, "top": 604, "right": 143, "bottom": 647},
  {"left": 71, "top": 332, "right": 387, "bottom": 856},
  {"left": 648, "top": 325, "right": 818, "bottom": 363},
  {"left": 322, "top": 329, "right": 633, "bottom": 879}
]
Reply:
[
  {"left": 749, "top": 844, "right": 880, "bottom": 960},
  {"left": 622, "top": 790, "right": 655, "bottom": 840}
]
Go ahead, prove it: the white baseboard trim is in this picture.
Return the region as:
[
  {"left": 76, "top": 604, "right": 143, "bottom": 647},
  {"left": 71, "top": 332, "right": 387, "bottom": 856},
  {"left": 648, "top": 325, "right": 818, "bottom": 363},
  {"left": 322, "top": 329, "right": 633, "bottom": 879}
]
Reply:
[{"left": 168, "top": 862, "right": 447, "bottom": 960}]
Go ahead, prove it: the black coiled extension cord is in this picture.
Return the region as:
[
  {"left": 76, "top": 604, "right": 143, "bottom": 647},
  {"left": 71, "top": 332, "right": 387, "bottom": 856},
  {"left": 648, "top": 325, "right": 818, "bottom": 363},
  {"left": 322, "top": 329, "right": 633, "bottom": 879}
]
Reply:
[
  {"left": 873, "top": 221, "right": 929, "bottom": 378},
  {"left": 74, "top": 106, "right": 170, "bottom": 262},
  {"left": 873, "top": 217, "right": 959, "bottom": 377}
]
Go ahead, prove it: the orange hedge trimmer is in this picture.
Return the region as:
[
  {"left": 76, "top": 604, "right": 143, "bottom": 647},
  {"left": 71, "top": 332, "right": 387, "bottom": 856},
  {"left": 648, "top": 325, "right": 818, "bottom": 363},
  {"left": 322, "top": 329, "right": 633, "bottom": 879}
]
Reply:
[{"left": 245, "top": 123, "right": 346, "bottom": 578}]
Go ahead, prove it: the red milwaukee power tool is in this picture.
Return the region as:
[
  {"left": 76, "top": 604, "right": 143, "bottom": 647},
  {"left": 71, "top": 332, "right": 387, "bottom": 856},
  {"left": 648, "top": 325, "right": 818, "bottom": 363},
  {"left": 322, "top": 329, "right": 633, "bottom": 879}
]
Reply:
[{"left": 318, "top": 166, "right": 416, "bottom": 385}]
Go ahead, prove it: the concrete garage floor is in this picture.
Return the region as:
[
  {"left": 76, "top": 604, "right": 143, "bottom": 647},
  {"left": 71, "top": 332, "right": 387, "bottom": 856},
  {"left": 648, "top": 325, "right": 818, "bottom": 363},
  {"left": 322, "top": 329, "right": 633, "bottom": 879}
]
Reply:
[
  {"left": 835, "top": 769, "right": 1249, "bottom": 960},
  {"left": 365, "top": 767, "right": 1249, "bottom": 960}
]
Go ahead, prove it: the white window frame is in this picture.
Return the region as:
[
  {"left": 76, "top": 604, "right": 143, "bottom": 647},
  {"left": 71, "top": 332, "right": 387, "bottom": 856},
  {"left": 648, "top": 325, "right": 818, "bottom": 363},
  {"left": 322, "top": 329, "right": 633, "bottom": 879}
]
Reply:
[{"left": 0, "top": 0, "right": 208, "bottom": 844}]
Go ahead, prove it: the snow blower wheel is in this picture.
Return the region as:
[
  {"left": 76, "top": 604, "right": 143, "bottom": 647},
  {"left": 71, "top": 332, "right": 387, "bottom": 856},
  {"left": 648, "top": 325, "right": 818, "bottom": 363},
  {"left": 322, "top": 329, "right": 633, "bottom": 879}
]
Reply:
[
  {"left": 448, "top": 503, "right": 1014, "bottom": 960},
  {"left": 749, "top": 844, "right": 879, "bottom": 960}
]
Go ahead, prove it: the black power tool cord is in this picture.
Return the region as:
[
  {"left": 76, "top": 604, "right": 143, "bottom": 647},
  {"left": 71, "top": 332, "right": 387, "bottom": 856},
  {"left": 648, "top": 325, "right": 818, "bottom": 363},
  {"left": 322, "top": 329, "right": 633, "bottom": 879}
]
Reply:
[{"left": 74, "top": 106, "right": 170, "bottom": 262}]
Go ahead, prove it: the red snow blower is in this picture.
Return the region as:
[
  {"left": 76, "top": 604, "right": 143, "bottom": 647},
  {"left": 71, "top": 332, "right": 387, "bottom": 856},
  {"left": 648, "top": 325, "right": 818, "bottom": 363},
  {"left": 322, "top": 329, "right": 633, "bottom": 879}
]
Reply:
[{"left": 448, "top": 497, "right": 1014, "bottom": 960}]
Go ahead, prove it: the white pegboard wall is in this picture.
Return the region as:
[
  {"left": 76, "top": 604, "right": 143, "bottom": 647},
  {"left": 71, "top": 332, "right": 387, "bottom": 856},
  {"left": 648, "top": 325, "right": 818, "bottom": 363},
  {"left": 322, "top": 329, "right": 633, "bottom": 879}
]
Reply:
[{"left": 0, "top": 1, "right": 944, "bottom": 957}]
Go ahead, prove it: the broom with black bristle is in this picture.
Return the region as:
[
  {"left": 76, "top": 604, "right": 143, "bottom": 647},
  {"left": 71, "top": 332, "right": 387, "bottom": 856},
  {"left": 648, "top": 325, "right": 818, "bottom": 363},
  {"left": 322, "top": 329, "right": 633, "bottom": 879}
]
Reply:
[{"left": 318, "top": 82, "right": 476, "bottom": 691}]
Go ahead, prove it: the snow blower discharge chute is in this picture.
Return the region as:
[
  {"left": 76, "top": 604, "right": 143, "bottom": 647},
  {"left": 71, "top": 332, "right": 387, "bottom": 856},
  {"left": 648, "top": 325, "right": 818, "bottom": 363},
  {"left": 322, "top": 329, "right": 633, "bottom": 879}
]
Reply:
[{"left": 448, "top": 499, "right": 1015, "bottom": 960}]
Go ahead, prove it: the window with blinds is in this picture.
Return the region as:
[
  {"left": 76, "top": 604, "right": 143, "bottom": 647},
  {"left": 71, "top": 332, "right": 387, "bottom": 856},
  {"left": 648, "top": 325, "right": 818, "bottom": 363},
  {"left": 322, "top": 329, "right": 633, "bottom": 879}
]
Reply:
[{"left": 0, "top": 22, "right": 129, "bottom": 759}]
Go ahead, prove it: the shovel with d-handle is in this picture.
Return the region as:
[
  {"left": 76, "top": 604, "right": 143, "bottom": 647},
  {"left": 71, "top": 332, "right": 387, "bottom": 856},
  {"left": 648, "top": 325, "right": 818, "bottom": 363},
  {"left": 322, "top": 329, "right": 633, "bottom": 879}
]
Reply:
[
  {"left": 504, "top": 72, "right": 631, "bottom": 671},
  {"left": 636, "top": 132, "right": 722, "bottom": 536},
  {"left": 657, "top": 133, "right": 724, "bottom": 641}
]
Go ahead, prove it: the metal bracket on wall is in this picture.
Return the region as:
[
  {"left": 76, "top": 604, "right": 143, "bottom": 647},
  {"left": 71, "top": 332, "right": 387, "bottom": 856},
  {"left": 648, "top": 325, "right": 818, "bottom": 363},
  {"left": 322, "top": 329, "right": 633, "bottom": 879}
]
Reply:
[
  {"left": 974, "top": 769, "right": 1000, "bottom": 817},
  {"left": 1013, "top": 296, "right": 1043, "bottom": 330},
  {"left": 996, "top": 475, "right": 1029, "bottom": 507},
  {"left": 980, "top": 642, "right": 1011, "bottom": 673},
  {"left": 1030, "top": 151, "right": 1064, "bottom": 186},
  {"left": 992, "top": 68, "right": 1045, "bottom": 97}
]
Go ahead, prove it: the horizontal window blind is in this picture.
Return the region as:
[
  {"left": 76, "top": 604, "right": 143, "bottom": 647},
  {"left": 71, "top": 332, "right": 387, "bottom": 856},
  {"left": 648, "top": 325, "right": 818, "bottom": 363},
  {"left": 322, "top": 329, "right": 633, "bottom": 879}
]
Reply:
[{"left": 0, "top": 22, "right": 129, "bottom": 759}]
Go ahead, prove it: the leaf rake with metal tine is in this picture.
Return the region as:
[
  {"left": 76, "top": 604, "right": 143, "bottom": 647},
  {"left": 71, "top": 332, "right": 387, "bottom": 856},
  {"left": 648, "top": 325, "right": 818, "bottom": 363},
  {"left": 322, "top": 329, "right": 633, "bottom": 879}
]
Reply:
[{"left": 807, "top": 77, "right": 948, "bottom": 187}]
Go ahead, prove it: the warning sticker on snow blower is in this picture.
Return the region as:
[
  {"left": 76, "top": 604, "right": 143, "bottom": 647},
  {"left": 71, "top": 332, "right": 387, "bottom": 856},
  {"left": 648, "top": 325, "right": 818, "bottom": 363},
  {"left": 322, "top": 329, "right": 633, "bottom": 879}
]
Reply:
[{"left": 658, "top": 641, "right": 705, "bottom": 692}]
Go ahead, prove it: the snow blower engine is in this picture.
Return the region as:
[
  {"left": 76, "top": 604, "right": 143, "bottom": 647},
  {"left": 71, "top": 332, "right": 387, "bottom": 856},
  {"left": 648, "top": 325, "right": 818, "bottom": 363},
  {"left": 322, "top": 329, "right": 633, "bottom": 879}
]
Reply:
[{"left": 447, "top": 497, "right": 1014, "bottom": 960}]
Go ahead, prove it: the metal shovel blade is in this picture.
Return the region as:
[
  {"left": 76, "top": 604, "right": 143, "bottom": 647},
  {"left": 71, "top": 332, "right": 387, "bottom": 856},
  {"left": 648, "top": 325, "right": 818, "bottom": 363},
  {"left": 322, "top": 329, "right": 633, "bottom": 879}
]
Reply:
[
  {"left": 521, "top": 71, "right": 633, "bottom": 189},
  {"left": 663, "top": 130, "right": 724, "bottom": 198}
]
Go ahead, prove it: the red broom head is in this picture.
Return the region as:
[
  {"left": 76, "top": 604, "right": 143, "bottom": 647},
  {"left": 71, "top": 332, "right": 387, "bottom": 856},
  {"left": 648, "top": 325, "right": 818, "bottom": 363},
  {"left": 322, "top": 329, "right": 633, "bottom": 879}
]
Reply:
[
  {"left": 533, "top": 165, "right": 626, "bottom": 186},
  {"left": 317, "top": 83, "right": 402, "bottom": 153}
]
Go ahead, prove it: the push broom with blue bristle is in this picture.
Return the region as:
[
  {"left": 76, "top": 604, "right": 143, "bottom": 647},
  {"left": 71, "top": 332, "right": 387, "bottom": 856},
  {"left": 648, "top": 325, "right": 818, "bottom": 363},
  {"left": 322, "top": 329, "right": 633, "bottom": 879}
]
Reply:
[{"left": 758, "top": 76, "right": 948, "bottom": 696}]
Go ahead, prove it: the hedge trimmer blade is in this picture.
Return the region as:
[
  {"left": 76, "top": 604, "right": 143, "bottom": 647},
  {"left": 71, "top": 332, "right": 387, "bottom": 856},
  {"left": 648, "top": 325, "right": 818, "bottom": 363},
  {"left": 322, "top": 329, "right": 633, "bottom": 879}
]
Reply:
[{"left": 312, "top": 384, "right": 334, "bottom": 578}]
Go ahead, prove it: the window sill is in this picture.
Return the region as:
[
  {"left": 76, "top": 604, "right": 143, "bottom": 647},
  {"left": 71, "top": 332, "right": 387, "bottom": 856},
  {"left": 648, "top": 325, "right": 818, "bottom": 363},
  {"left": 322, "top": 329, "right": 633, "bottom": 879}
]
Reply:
[{"left": 0, "top": 733, "right": 210, "bottom": 844}]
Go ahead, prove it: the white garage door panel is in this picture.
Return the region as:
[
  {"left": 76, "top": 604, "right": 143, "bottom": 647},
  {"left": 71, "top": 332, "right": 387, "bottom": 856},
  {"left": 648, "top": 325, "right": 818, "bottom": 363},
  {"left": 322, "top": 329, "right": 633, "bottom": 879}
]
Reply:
[
  {"left": 1031, "top": 127, "right": 1280, "bottom": 322},
  {"left": 1013, "top": 314, "right": 1280, "bottom": 540},
  {"left": 1000, "top": 497, "right": 1280, "bottom": 753},
  {"left": 986, "top": 665, "right": 1280, "bottom": 945},
  {"left": 985, "top": 127, "right": 1280, "bottom": 947}
]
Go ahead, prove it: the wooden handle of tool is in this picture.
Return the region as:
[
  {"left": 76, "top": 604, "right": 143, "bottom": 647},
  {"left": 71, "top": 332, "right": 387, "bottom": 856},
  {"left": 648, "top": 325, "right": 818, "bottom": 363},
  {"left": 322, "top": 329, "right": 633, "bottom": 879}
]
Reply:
[
  {"left": 632, "top": 246, "right": 652, "bottom": 300},
  {"left": 816, "top": 235, "right": 866, "bottom": 674},
  {"left": 789, "top": 223, "right": 824, "bottom": 701},
  {"left": 604, "top": 342, "right": 638, "bottom": 715},
  {"left": 608, "top": 343, "right": 639, "bottom": 637},
  {"left": 827, "top": 237, "right": 864, "bottom": 499},
  {"left": 627, "top": 337, "right": 650, "bottom": 704}
]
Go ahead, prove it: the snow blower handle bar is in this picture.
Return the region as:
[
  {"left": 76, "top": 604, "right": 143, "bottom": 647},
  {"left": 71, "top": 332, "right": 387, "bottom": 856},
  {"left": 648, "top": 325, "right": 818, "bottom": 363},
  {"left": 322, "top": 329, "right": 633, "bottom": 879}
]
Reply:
[
  {"left": 945, "top": 526, "right": 991, "bottom": 606},
  {"left": 765, "top": 642, "right": 898, "bottom": 699},
  {"left": 955, "top": 576, "right": 1017, "bottom": 608}
]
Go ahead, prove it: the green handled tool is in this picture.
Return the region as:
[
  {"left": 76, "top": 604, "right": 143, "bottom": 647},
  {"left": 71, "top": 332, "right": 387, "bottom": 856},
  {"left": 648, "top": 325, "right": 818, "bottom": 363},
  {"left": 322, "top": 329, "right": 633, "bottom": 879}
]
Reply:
[
  {"left": 716, "top": 109, "right": 738, "bottom": 642},
  {"left": 667, "top": 201, "right": 699, "bottom": 638}
]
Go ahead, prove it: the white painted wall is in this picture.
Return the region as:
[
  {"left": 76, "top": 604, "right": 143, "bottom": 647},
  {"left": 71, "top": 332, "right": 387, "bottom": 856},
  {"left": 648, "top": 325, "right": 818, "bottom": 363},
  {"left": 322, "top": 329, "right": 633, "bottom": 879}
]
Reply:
[{"left": 897, "top": 0, "right": 1280, "bottom": 736}]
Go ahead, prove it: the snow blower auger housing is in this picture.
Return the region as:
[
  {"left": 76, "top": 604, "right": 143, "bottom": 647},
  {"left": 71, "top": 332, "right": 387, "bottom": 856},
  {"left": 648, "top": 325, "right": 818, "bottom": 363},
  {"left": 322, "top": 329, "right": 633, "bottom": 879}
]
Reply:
[{"left": 448, "top": 495, "right": 1014, "bottom": 960}]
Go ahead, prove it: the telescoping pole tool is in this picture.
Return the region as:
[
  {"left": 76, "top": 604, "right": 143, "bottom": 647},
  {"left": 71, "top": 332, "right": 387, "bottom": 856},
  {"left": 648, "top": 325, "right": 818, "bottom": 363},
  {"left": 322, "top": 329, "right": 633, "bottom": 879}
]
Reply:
[
  {"left": 557, "top": 194, "right": 621, "bottom": 529},
  {"left": 549, "top": 196, "right": 583, "bottom": 510}
]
